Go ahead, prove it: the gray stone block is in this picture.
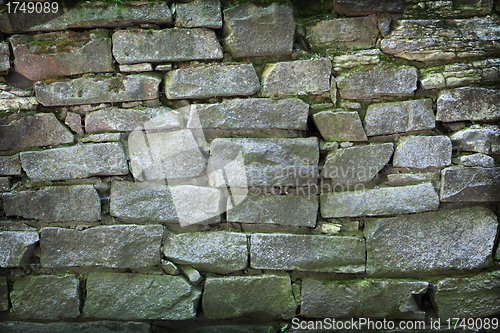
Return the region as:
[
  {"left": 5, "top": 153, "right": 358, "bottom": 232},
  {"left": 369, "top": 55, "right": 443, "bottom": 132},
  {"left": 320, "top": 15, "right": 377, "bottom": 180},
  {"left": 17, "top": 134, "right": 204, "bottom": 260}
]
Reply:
[
  {"left": 461, "top": 153, "right": 495, "bottom": 167},
  {"left": 451, "top": 125, "right": 500, "bottom": 154},
  {"left": 333, "top": 0, "right": 403, "bottom": 15},
  {"left": 364, "top": 207, "right": 498, "bottom": 277},
  {"left": 440, "top": 167, "right": 500, "bottom": 202},
  {"left": 0, "top": 97, "right": 38, "bottom": 112},
  {"left": 393, "top": 136, "right": 452, "bottom": 170},
  {"left": 332, "top": 49, "right": 381, "bottom": 72},
  {"left": 0, "top": 231, "right": 39, "bottom": 267},
  {"left": 0, "top": 177, "right": 10, "bottom": 192},
  {"left": 437, "top": 87, "right": 500, "bottom": 122},
  {"left": 0, "top": 155, "right": 21, "bottom": 176},
  {"left": 174, "top": 0, "right": 222, "bottom": 29},
  {"left": 313, "top": 110, "right": 367, "bottom": 142},
  {"left": 0, "top": 322, "right": 151, "bottom": 333}
]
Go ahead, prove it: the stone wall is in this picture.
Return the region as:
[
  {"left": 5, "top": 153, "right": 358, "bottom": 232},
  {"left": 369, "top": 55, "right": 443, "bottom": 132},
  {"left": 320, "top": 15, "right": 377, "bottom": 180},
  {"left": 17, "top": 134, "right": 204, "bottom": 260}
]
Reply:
[{"left": 0, "top": 0, "right": 499, "bottom": 332}]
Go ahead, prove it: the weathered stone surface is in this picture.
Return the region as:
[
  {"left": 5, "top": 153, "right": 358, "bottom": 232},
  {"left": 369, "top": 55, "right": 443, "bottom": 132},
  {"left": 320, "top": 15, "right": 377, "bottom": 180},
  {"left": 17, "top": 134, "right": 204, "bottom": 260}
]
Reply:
[
  {"left": 119, "top": 63, "right": 153, "bottom": 73},
  {"left": 313, "top": 110, "right": 367, "bottom": 142},
  {"left": 306, "top": 17, "right": 379, "bottom": 51},
  {"left": 332, "top": 49, "right": 381, "bottom": 72},
  {"left": 321, "top": 183, "right": 439, "bottom": 218},
  {"left": 364, "top": 207, "right": 498, "bottom": 277},
  {"left": 86, "top": 106, "right": 180, "bottom": 133},
  {"left": 203, "top": 273, "right": 297, "bottom": 319},
  {"left": 393, "top": 136, "right": 452, "bottom": 170},
  {"left": 0, "top": 276, "right": 7, "bottom": 312},
  {"left": 112, "top": 28, "right": 222, "bottom": 64},
  {"left": 223, "top": 3, "right": 295, "bottom": 58},
  {"left": 81, "top": 133, "right": 122, "bottom": 143},
  {"left": 10, "top": 29, "right": 113, "bottom": 81},
  {"left": 11, "top": 275, "right": 80, "bottom": 320},
  {"left": 3, "top": 185, "right": 100, "bottom": 222},
  {"left": 180, "top": 266, "right": 203, "bottom": 286},
  {"left": 461, "top": 153, "right": 495, "bottom": 167},
  {"left": 261, "top": 59, "right": 331, "bottom": 97},
  {"left": 336, "top": 66, "right": 417, "bottom": 100},
  {"left": 495, "top": 246, "right": 500, "bottom": 261},
  {"left": 0, "top": 231, "right": 39, "bottom": 268},
  {"left": 0, "top": 97, "right": 38, "bottom": 111},
  {"left": 208, "top": 138, "right": 319, "bottom": 187},
  {"left": 333, "top": 0, "right": 403, "bottom": 15},
  {"left": 20, "top": 143, "right": 128, "bottom": 181},
  {"left": 84, "top": 272, "right": 201, "bottom": 320},
  {"left": 40, "top": 225, "right": 164, "bottom": 269},
  {"left": 165, "top": 64, "right": 260, "bottom": 99},
  {"left": 431, "top": 270, "right": 500, "bottom": 319},
  {"left": 250, "top": 233, "right": 365, "bottom": 273},
  {"left": 381, "top": 17, "right": 500, "bottom": 62},
  {"left": 0, "top": 2, "right": 172, "bottom": 33},
  {"left": 65, "top": 112, "right": 83, "bottom": 135},
  {"left": 175, "top": 0, "right": 222, "bottom": 29},
  {"left": 437, "top": 87, "right": 500, "bottom": 122},
  {"left": 387, "top": 172, "right": 440, "bottom": 187},
  {"left": 227, "top": 195, "right": 318, "bottom": 227},
  {"left": 440, "top": 167, "right": 500, "bottom": 202},
  {"left": 163, "top": 231, "right": 247, "bottom": 274},
  {"left": 404, "top": 0, "right": 494, "bottom": 19},
  {"left": 0, "top": 155, "right": 21, "bottom": 176},
  {"left": 128, "top": 129, "right": 206, "bottom": 181},
  {"left": 0, "top": 321, "right": 151, "bottom": 333},
  {"left": 451, "top": 125, "right": 500, "bottom": 154},
  {"left": 0, "top": 177, "right": 10, "bottom": 192},
  {"left": 301, "top": 278, "right": 427, "bottom": 319},
  {"left": 0, "top": 42, "right": 9, "bottom": 74},
  {"left": 110, "top": 181, "right": 222, "bottom": 226},
  {"left": 364, "top": 99, "right": 435, "bottom": 136},
  {"left": 0, "top": 113, "right": 73, "bottom": 152},
  {"left": 187, "top": 98, "right": 309, "bottom": 133},
  {"left": 35, "top": 73, "right": 162, "bottom": 106},
  {"left": 321, "top": 143, "right": 394, "bottom": 184}
]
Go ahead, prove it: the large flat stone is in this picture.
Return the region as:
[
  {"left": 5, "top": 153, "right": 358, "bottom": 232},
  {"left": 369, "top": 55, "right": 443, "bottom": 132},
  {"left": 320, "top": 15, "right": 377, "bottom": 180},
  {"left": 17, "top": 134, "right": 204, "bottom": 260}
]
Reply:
[
  {"left": 393, "top": 136, "right": 452, "bottom": 170},
  {"left": 35, "top": 73, "right": 162, "bottom": 106},
  {"left": 227, "top": 195, "right": 318, "bottom": 227},
  {"left": 333, "top": 0, "right": 403, "bottom": 15},
  {"left": 0, "top": 155, "right": 21, "bottom": 176},
  {"left": 364, "top": 207, "right": 498, "bottom": 277},
  {"left": 11, "top": 275, "right": 80, "bottom": 320},
  {"left": 0, "top": 113, "right": 74, "bottom": 152},
  {"left": 112, "top": 28, "right": 222, "bottom": 64},
  {"left": 223, "top": 3, "right": 295, "bottom": 58},
  {"left": 431, "top": 270, "right": 500, "bottom": 319},
  {"left": 436, "top": 87, "right": 500, "bottom": 122},
  {"left": 440, "top": 167, "right": 500, "bottom": 202},
  {"left": 0, "top": 231, "right": 39, "bottom": 267},
  {"left": 175, "top": 0, "right": 222, "bottom": 29},
  {"left": 250, "top": 233, "right": 365, "bottom": 273},
  {"left": 364, "top": 99, "right": 435, "bottom": 136},
  {"left": 0, "top": 322, "right": 151, "bottom": 333},
  {"left": 40, "top": 225, "right": 164, "bottom": 269},
  {"left": 321, "top": 183, "right": 440, "bottom": 218},
  {"left": 165, "top": 64, "right": 260, "bottom": 99},
  {"left": 0, "top": 97, "right": 38, "bottom": 112},
  {"left": 313, "top": 110, "right": 367, "bottom": 142},
  {"left": 451, "top": 125, "right": 500, "bottom": 154},
  {"left": 20, "top": 143, "right": 129, "bottom": 181},
  {"left": 10, "top": 29, "right": 113, "bottom": 81},
  {"left": 84, "top": 272, "right": 201, "bottom": 320},
  {"left": 301, "top": 278, "right": 427, "bottom": 319},
  {"left": 261, "top": 59, "right": 331, "bottom": 97},
  {"left": 203, "top": 273, "right": 297, "bottom": 320},
  {"left": 321, "top": 143, "right": 394, "bottom": 184},
  {"left": 3, "top": 185, "right": 100, "bottom": 222},
  {"left": 336, "top": 66, "right": 417, "bottom": 100},
  {"left": 163, "top": 231, "right": 247, "bottom": 274}
]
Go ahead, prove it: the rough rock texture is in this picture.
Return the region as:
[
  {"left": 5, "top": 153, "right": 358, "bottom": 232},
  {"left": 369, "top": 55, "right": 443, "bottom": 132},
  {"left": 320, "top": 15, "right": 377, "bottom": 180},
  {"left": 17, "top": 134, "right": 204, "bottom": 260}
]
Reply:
[
  {"left": 0, "top": 97, "right": 38, "bottom": 111},
  {"left": 261, "top": 59, "right": 332, "bottom": 97},
  {"left": 84, "top": 272, "right": 201, "bottom": 320},
  {"left": 208, "top": 138, "right": 319, "bottom": 187},
  {"left": 65, "top": 112, "right": 83, "bottom": 135},
  {"left": 0, "top": 231, "right": 39, "bottom": 267},
  {"left": 203, "top": 273, "right": 297, "bottom": 320},
  {"left": 381, "top": 17, "right": 500, "bottom": 62},
  {"left": 0, "top": 113, "right": 74, "bottom": 152},
  {"left": 119, "top": 63, "right": 153, "bottom": 73},
  {"left": 165, "top": 64, "right": 260, "bottom": 99},
  {"left": 440, "top": 167, "right": 500, "bottom": 202},
  {"left": 250, "top": 233, "right": 365, "bottom": 273},
  {"left": 321, "top": 183, "right": 439, "bottom": 218},
  {"left": 321, "top": 143, "right": 394, "bottom": 184},
  {"left": 163, "top": 231, "right": 248, "bottom": 274},
  {"left": 20, "top": 143, "right": 129, "bottom": 181},
  {"left": 0, "top": 322, "right": 151, "bottom": 333},
  {"left": 82, "top": 133, "right": 122, "bottom": 143},
  {"left": 313, "top": 110, "right": 367, "bottom": 142},
  {"left": 451, "top": 125, "right": 500, "bottom": 154},
  {"left": 301, "top": 278, "right": 427, "bottom": 319},
  {"left": 387, "top": 172, "right": 440, "bottom": 187},
  {"left": 404, "top": 0, "right": 494, "bottom": 19},
  {"left": 436, "top": 87, "right": 500, "bottom": 122},
  {"left": 431, "top": 270, "right": 500, "bottom": 319},
  {"left": 10, "top": 29, "right": 113, "bottom": 81},
  {"left": 112, "top": 29, "right": 222, "bottom": 64},
  {"left": 461, "top": 153, "right": 495, "bottom": 167},
  {"left": 86, "top": 106, "right": 181, "bottom": 133},
  {"left": 0, "top": 42, "right": 9, "bottom": 74},
  {"left": 336, "top": 66, "right": 417, "bottom": 100},
  {"left": 306, "top": 17, "right": 379, "bottom": 51},
  {"left": 227, "top": 195, "right": 318, "bottom": 227},
  {"left": 393, "top": 136, "right": 452, "bottom": 169},
  {"left": 2, "top": 185, "right": 101, "bottom": 222},
  {"left": 0, "top": 276, "right": 7, "bottom": 312},
  {"left": 332, "top": 49, "right": 381, "bottom": 72},
  {"left": 35, "top": 73, "right": 162, "bottom": 106},
  {"left": 0, "top": 155, "right": 22, "bottom": 176},
  {"left": 364, "top": 207, "right": 498, "bottom": 277},
  {"left": 175, "top": 0, "right": 222, "bottom": 29},
  {"left": 223, "top": 3, "right": 295, "bottom": 58},
  {"left": 40, "top": 225, "right": 164, "bottom": 268},
  {"left": 364, "top": 99, "right": 435, "bottom": 136},
  {"left": 11, "top": 275, "right": 80, "bottom": 320},
  {"left": 0, "top": 177, "right": 9, "bottom": 192},
  {"left": 334, "top": 0, "right": 403, "bottom": 15}
]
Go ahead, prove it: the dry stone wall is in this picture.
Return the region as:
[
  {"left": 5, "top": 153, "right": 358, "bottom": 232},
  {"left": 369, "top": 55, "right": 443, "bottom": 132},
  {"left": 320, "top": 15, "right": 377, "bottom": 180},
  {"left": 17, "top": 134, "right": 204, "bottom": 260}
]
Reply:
[{"left": 0, "top": 0, "right": 499, "bottom": 332}]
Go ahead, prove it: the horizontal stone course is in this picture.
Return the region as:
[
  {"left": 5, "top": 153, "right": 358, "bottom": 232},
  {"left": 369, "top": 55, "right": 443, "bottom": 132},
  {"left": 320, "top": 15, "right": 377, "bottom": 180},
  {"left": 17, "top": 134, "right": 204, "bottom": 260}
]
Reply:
[
  {"left": 0, "top": 322, "right": 152, "bottom": 333},
  {"left": 440, "top": 167, "right": 500, "bottom": 202},
  {"left": 0, "top": 231, "right": 39, "bottom": 267}
]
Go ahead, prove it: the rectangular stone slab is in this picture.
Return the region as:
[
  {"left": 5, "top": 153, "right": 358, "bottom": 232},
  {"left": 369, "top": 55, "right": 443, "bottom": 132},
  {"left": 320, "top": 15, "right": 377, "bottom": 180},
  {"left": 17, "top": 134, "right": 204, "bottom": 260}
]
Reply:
[
  {"left": 0, "top": 155, "right": 22, "bottom": 176},
  {"left": 436, "top": 87, "right": 500, "bottom": 122},
  {"left": 440, "top": 167, "right": 500, "bottom": 202}
]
